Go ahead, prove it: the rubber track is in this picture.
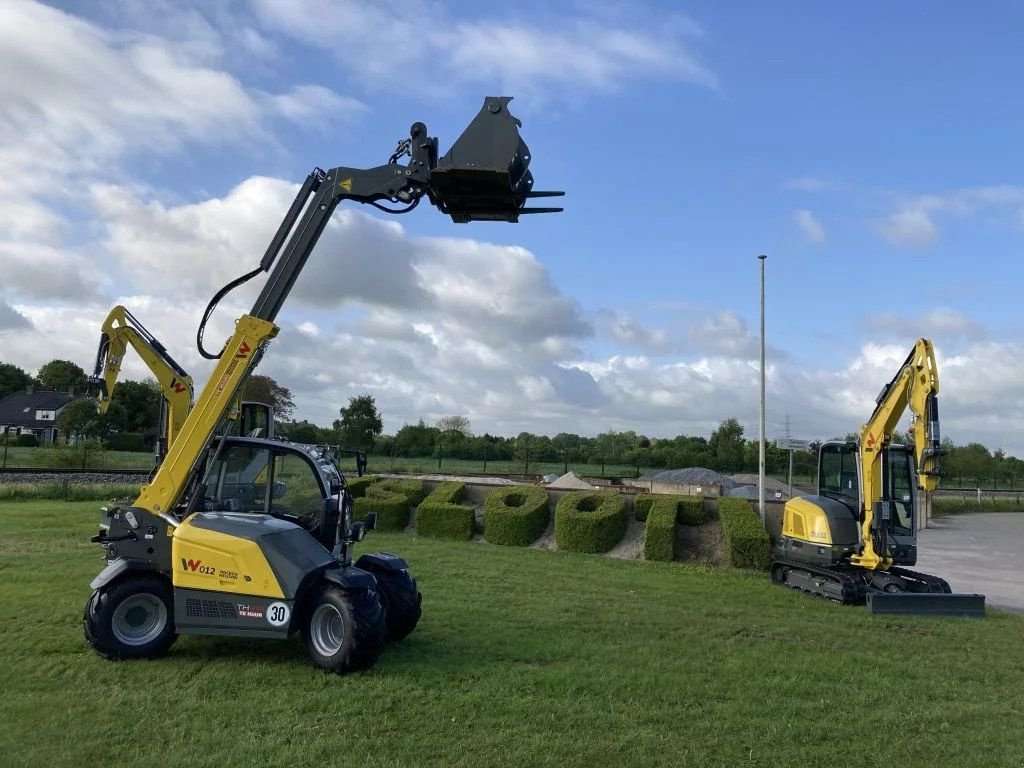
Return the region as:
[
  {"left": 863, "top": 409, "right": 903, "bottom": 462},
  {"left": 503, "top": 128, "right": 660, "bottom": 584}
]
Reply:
[
  {"left": 888, "top": 567, "right": 952, "bottom": 594},
  {"left": 771, "top": 560, "right": 868, "bottom": 605}
]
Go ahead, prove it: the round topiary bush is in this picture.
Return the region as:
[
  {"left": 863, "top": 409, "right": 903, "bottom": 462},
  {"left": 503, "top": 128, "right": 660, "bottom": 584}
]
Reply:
[
  {"left": 483, "top": 486, "right": 550, "bottom": 546},
  {"left": 554, "top": 491, "right": 626, "bottom": 553}
]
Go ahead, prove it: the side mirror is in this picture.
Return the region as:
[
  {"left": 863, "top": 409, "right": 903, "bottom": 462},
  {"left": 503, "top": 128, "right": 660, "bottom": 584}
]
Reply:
[
  {"left": 329, "top": 476, "right": 342, "bottom": 495},
  {"left": 363, "top": 511, "right": 377, "bottom": 531}
]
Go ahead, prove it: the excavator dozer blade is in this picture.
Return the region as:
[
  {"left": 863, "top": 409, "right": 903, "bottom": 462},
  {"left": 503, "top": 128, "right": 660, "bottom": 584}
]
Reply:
[{"left": 867, "top": 592, "right": 986, "bottom": 618}]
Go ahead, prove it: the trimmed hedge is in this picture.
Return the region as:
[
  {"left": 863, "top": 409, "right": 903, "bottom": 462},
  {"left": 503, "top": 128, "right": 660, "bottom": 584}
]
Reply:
[
  {"left": 554, "top": 491, "right": 626, "bottom": 554},
  {"left": 643, "top": 505, "right": 677, "bottom": 561},
  {"left": 483, "top": 486, "right": 550, "bottom": 546},
  {"left": 425, "top": 481, "right": 466, "bottom": 505},
  {"left": 719, "top": 498, "right": 772, "bottom": 570},
  {"left": 417, "top": 482, "right": 474, "bottom": 540},
  {"left": 352, "top": 478, "right": 423, "bottom": 532},
  {"left": 369, "top": 478, "right": 427, "bottom": 506},
  {"left": 634, "top": 494, "right": 704, "bottom": 525},
  {"left": 637, "top": 494, "right": 703, "bottom": 562},
  {"left": 354, "top": 493, "right": 410, "bottom": 532},
  {"left": 346, "top": 476, "right": 381, "bottom": 498}
]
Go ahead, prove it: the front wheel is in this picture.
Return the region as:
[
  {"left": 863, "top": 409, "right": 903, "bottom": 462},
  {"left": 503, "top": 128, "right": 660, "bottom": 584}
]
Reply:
[
  {"left": 301, "top": 586, "right": 385, "bottom": 674},
  {"left": 373, "top": 570, "right": 422, "bottom": 642},
  {"left": 83, "top": 575, "right": 177, "bottom": 660}
]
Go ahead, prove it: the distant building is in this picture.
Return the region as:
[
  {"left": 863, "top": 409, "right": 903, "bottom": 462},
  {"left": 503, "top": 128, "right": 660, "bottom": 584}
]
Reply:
[{"left": 0, "top": 389, "right": 83, "bottom": 445}]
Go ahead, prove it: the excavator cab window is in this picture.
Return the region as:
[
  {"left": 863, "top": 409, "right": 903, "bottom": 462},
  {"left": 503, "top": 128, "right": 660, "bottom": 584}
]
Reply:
[
  {"left": 818, "top": 444, "right": 859, "bottom": 505},
  {"left": 887, "top": 448, "right": 915, "bottom": 535}
]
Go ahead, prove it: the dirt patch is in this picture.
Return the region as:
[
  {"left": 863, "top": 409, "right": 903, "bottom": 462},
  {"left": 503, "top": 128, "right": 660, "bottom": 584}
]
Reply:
[
  {"left": 606, "top": 519, "right": 645, "bottom": 560},
  {"left": 676, "top": 519, "right": 725, "bottom": 565},
  {"left": 529, "top": 516, "right": 556, "bottom": 550}
]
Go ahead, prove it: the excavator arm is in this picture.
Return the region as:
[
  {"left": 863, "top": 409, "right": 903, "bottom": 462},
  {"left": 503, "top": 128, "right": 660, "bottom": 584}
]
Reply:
[
  {"left": 133, "top": 97, "right": 561, "bottom": 517},
  {"left": 91, "top": 305, "right": 194, "bottom": 463},
  {"left": 853, "top": 338, "right": 942, "bottom": 569}
]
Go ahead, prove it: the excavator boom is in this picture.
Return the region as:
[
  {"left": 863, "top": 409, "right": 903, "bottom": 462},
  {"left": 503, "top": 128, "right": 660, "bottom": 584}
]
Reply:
[
  {"left": 91, "top": 305, "right": 194, "bottom": 464},
  {"left": 854, "top": 338, "right": 941, "bottom": 569}
]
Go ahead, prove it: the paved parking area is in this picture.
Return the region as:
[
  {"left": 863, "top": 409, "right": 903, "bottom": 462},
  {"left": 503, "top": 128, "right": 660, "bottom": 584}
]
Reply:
[{"left": 915, "top": 513, "right": 1024, "bottom": 613}]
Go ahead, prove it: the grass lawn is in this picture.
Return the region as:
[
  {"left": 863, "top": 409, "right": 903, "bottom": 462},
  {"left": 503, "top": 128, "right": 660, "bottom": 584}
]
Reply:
[{"left": 1, "top": 500, "right": 1023, "bottom": 767}]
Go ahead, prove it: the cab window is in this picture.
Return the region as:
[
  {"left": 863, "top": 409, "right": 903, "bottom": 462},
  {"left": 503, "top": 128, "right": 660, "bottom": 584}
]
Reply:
[
  {"left": 204, "top": 445, "right": 272, "bottom": 513},
  {"left": 270, "top": 451, "right": 326, "bottom": 533}
]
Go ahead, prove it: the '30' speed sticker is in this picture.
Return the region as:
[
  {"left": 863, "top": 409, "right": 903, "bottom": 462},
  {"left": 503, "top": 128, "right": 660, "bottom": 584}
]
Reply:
[{"left": 266, "top": 601, "right": 290, "bottom": 627}]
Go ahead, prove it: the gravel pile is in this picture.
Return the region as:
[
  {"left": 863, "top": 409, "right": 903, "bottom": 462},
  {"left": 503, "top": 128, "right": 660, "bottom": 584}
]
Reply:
[
  {"left": 0, "top": 471, "right": 149, "bottom": 485},
  {"left": 641, "top": 467, "right": 738, "bottom": 492}
]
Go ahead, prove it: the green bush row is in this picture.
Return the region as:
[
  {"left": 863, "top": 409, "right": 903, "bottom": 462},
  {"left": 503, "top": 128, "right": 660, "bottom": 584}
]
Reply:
[
  {"left": 484, "top": 486, "right": 550, "bottom": 546},
  {"left": 354, "top": 478, "right": 423, "bottom": 532},
  {"left": 554, "top": 491, "right": 626, "bottom": 553},
  {"left": 369, "top": 478, "right": 427, "bottom": 506},
  {"left": 346, "top": 476, "right": 381, "bottom": 498},
  {"left": 417, "top": 481, "right": 474, "bottom": 540},
  {"left": 718, "top": 498, "right": 771, "bottom": 570},
  {"left": 0, "top": 483, "right": 140, "bottom": 502},
  {"left": 643, "top": 505, "right": 677, "bottom": 561},
  {"left": 634, "top": 494, "right": 703, "bottom": 525}
]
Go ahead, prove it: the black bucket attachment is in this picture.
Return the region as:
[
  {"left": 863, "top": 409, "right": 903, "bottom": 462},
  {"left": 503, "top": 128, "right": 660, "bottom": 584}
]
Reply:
[
  {"left": 429, "top": 97, "right": 563, "bottom": 223},
  {"left": 867, "top": 592, "right": 986, "bottom": 618}
]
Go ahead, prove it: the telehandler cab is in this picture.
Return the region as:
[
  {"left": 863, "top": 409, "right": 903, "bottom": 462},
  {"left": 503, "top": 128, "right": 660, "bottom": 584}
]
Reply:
[{"left": 84, "top": 97, "right": 562, "bottom": 673}]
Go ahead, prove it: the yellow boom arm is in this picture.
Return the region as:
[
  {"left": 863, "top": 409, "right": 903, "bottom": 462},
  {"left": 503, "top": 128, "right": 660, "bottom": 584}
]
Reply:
[
  {"left": 853, "top": 338, "right": 942, "bottom": 569},
  {"left": 134, "top": 315, "right": 277, "bottom": 514},
  {"left": 92, "top": 305, "right": 194, "bottom": 450}
]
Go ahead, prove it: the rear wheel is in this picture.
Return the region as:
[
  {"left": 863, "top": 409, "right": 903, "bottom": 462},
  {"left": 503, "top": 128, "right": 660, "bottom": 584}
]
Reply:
[
  {"left": 301, "top": 586, "right": 385, "bottom": 674},
  {"left": 83, "top": 575, "right": 177, "bottom": 660}
]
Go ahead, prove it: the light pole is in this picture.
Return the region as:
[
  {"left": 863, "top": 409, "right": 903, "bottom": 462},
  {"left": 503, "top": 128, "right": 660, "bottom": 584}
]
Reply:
[{"left": 758, "top": 254, "right": 767, "bottom": 522}]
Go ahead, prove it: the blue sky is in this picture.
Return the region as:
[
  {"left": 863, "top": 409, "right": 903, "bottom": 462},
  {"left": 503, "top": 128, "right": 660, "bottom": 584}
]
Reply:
[{"left": 3, "top": 1, "right": 1024, "bottom": 451}]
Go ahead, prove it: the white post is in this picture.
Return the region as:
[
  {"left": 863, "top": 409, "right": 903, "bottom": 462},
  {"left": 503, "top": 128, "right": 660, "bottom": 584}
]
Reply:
[
  {"left": 758, "top": 254, "right": 767, "bottom": 521},
  {"left": 788, "top": 449, "right": 793, "bottom": 499}
]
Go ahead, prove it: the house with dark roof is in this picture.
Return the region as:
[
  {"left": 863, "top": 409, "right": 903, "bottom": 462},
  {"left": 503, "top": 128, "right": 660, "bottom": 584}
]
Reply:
[{"left": 0, "top": 389, "right": 82, "bottom": 445}]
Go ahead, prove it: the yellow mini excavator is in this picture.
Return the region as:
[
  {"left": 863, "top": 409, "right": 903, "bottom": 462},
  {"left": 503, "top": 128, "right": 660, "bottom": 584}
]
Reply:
[
  {"left": 83, "top": 97, "right": 563, "bottom": 672},
  {"left": 90, "top": 305, "right": 195, "bottom": 467},
  {"left": 772, "top": 339, "right": 985, "bottom": 617}
]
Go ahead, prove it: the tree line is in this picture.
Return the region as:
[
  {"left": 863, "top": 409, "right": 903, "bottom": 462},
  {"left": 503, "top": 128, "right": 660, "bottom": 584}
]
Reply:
[{"left": 3, "top": 359, "right": 1021, "bottom": 485}]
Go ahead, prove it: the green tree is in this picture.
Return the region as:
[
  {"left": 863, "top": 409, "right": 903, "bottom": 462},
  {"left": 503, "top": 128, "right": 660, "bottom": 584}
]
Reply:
[
  {"left": 709, "top": 418, "right": 745, "bottom": 472},
  {"left": 242, "top": 375, "right": 295, "bottom": 420},
  {"left": 36, "top": 359, "right": 87, "bottom": 392},
  {"left": 281, "top": 420, "right": 319, "bottom": 444},
  {"left": 56, "top": 398, "right": 103, "bottom": 440},
  {"left": 436, "top": 415, "right": 471, "bottom": 436},
  {"left": 394, "top": 420, "right": 439, "bottom": 457},
  {"left": 335, "top": 394, "right": 383, "bottom": 451},
  {"left": 111, "top": 379, "right": 161, "bottom": 434},
  {"left": 0, "top": 362, "right": 34, "bottom": 400}
]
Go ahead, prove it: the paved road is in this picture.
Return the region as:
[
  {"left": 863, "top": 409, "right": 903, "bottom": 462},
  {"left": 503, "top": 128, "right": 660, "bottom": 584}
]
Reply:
[{"left": 915, "top": 513, "right": 1024, "bottom": 613}]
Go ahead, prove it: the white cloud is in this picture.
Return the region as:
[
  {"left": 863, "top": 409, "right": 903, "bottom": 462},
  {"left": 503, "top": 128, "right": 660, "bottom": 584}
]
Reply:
[
  {"left": 0, "top": 1, "right": 356, "bottom": 250},
  {"left": 877, "top": 185, "right": 1024, "bottom": 248},
  {"left": 861, "top": 308, "right": 988, "bottom": 343},
  {"left": 597, "top": 308, "right": 764, "bottom": 359},
  {"left": 0, "top": 302, "right": 31, "bottom": 332},
  {"left": 251, "top": 0, "right": 718, "bottom": 95},
  {"left": 793, "top": 209, "right": 826, "bottom": 245},
  {"left": 876, "top": 207, "right": 940, "bottom": 248}
]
